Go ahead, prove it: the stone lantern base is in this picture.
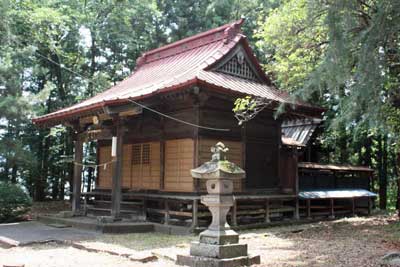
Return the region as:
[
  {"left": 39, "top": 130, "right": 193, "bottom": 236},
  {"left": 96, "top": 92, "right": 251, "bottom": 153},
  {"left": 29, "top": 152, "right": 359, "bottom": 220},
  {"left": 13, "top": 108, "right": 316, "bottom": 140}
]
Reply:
[
  {"left": 177, "top": 143, "right": 260, "bottom": 267},
  {"left": 176, "top": 253, "right": 260, "bottom": 267},
  {"left": 176, "top": 230, "right": 260, "bottom": 267}
]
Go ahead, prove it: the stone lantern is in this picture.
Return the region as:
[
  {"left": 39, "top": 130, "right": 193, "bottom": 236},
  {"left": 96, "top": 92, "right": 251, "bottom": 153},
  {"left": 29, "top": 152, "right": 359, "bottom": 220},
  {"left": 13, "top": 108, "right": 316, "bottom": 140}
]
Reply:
[{"left": 176, "top": 142, "right": 260, "bottom": 267}]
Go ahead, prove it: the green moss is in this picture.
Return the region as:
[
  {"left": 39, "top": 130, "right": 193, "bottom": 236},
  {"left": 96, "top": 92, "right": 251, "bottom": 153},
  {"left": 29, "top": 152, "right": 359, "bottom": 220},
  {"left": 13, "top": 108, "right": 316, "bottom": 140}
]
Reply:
[{"left": 219, "top": 160, "right": 243, "bottom": 173}]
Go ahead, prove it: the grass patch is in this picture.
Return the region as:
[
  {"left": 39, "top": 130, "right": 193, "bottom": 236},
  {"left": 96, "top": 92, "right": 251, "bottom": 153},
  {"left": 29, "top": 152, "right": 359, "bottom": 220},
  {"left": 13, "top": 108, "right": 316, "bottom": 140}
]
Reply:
[
  {"left": 383, "top": 220, "right": 400, "bottom": 241},
  {"left": 94, "top": 232, "right": 196, "bottom": 250}
]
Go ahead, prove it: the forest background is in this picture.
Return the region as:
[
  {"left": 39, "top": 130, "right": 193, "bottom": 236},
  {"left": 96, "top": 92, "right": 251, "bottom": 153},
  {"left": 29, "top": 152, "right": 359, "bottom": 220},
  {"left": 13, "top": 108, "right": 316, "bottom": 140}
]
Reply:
[{"left": 0, "top": 0, "right": 399, "bottom": 211}]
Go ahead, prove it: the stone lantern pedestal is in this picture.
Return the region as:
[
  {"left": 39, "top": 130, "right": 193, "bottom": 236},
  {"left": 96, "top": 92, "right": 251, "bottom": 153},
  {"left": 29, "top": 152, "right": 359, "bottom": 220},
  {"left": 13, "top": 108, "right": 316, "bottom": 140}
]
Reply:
[{"left": 176, "top": 142, "right": 260, "bottom": 267}]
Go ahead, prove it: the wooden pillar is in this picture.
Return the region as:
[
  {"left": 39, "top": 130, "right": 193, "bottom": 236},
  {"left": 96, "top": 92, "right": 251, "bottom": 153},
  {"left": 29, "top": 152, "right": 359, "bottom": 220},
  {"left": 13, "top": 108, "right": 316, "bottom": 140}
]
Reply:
[
  {"left": 329, "top": 198, "right": 335, "bottom": 219},
  {"left": 232, "top": 199, "right": 238, "bottom": 226},
  {"left": 306, "top": 199, "right": 311, "bottom": 219},
  {"left": 351, "top": 198, "right": 356, "bottom": 216},
  {"left": 294, "top": 198, "right": 300, "bottom": 220},
  {"left": 241, "top": 125, "right": 247, "bottom": 191},
  {"left": 142, "top": 197, "right": 147, "bottom": 220},
  {"left": 191, "top": 199, "right": 199, "bottom": 230},
  {"left": 72, "top": 138, "right": 83, "bottom": 214},
  {"left": 368, "top": 197, "right": 373, "bottom": 215},
  {"left": 193, "top": 103, "right": 200, "bottom": 193},
  {"left": 160, "top": 140, "right": 165, "bottom": 190},
  {"left": 164, "top": 200, "right": 170, "bottom": 225},
  {"left": 294, "top": 147, "right": 299, "bottom": 194},
  {"left": 111, "top": 121, "right": 124, "bottom": 219},
  {"left": 160, "top": 117, "right": 165, "bottom": 190},
  {"left": 265, "top": 199, "right": 270, "bottom": 223}
]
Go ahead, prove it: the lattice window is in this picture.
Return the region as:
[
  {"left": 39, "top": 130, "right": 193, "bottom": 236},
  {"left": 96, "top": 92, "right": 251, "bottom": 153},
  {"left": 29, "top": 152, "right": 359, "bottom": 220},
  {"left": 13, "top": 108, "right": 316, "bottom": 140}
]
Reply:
[
  {"left": 216, "top": 51, "right": 259, "bottom": 81},
  {"left": 132, "top": 143, "right": 151, "bottom": 165},
  {"left": 142, "top": 144, "right": 151, "bottom": 164},
  {"left": 132, "top": 144, "right": 142, "bottom": 165}
]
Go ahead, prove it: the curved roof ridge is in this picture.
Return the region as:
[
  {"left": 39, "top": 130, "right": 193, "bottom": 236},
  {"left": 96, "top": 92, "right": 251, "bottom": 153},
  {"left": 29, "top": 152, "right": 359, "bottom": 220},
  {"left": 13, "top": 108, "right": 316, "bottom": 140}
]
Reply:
[{"left": 135, "top": 19, "right": 244, "bottom": 67}]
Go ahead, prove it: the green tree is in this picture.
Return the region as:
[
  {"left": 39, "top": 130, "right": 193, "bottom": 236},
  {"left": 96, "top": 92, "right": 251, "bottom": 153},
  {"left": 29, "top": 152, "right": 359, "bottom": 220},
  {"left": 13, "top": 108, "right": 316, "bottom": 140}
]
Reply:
[{"left": 253, "top": 0, "right": 400, "bottom": 211}]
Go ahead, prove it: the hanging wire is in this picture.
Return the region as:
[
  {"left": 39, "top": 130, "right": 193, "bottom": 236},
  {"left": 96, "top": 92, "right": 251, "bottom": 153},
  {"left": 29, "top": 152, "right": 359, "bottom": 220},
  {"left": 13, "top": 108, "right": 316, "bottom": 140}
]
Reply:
[{"left": 9, "top": 36, "right": 231, "bottom": 132}]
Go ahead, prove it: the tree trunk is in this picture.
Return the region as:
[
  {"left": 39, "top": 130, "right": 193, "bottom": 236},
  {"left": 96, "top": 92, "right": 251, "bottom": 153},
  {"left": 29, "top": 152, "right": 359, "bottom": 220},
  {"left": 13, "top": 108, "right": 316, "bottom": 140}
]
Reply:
[
  {"left": 59, "top": 169, "right": 65, "bottom": 200},
  {"left": 35, "top": 132, "right": 49, "bottom": 201},
  {"left": 378, "top": 134, "right": 388, "bottom": 210},
  {"left": 10, "top": 163, "right": 17, "bottom": 184},
  {"left": 397, "top": 152, "right": 400, "bottom": 219},
  {"left": 52, "top": 175, "right": 59, "bottom": 200},
  {"left": 88, "top": 29, "right": 96, "bottom": 97}
]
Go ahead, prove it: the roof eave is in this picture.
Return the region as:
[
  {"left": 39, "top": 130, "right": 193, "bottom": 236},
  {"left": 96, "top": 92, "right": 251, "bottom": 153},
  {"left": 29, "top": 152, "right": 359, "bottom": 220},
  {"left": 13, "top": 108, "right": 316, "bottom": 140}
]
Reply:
[{"left": 32, "top": 78, "right": 200, "bottom": 127}]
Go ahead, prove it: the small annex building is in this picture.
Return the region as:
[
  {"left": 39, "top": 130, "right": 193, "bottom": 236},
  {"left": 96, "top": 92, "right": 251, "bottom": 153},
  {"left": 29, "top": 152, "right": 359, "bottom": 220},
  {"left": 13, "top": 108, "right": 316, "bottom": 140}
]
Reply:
[{"left": 33, "top": 20, "right": 375, "bottom": 229}]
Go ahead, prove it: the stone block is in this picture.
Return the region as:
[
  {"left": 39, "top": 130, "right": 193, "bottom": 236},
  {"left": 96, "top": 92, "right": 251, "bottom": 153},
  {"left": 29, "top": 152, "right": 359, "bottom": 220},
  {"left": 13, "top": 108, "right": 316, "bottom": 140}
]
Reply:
[
  {"left": 176, "top": 254, "right": 260, "bottom": 267},
  {"left": 199, "top": 229, "right": 239, "bottom": 245},
  {"left": 190, "top": 242, "right": 248, "bottom": 259}
]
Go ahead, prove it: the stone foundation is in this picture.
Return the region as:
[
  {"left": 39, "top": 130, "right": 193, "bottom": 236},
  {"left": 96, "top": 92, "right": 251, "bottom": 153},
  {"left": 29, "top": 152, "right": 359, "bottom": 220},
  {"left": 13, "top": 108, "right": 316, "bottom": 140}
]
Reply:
[{"left": 176, "top": 254, "right": 260, "bottom": 267}]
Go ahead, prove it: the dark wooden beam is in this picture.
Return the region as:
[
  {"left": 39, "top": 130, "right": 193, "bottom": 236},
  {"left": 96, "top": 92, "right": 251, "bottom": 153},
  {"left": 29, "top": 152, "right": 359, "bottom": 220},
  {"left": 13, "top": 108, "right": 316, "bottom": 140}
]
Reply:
[
  {"left": 78, "top": 128, "right": 112, "bottom": 142},
  {"left": 104, "top": 104, "right": 142, "bottom": 116},
  {"left": 111, "top": 119, "right": 124, "bottom": 219}
]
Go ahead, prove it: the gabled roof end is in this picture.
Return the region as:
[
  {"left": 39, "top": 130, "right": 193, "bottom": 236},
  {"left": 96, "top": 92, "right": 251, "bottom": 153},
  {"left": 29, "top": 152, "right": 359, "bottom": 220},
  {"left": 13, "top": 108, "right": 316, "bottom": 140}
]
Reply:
[{"left": 135, "top": 19, "right": 245, "bottom": 68}]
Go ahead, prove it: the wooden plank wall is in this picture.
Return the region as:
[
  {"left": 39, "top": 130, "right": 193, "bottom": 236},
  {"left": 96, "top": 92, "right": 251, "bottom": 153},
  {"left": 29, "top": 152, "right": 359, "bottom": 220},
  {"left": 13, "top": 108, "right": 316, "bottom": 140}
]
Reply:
[
  {"left": 97, "top": 142, "right": 161, "bottom": 190},
  {"left": 122, "top": 144, "right": 132, "bottom": 188},
  {"left": 131, "top": 142, "right": 161, "bottom": 190},
  {"left": 198, "top": 138, "right": 243, "bottom": 192},
  {"left": 98, "top": 146, "right": 112, "bottom": 188},
  {"left": 279, "top": 146, "right": 297, "bottom": 193},
  {"left": 164, "top": 139, "right": 194, "bottom": 192}
]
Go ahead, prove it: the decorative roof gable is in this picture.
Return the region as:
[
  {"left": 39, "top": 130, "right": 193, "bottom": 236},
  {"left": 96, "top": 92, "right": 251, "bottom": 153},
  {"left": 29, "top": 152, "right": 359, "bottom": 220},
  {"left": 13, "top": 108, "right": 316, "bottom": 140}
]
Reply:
[{"left": 213, "top": 46, "right": 261, "bottom": 82}]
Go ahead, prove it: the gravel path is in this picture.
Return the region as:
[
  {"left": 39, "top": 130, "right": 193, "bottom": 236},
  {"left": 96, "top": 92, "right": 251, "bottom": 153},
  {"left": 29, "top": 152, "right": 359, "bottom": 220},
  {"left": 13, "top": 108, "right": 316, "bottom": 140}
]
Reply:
[{"left": 0, "top": 214, "right": 398, "bottom": 267}]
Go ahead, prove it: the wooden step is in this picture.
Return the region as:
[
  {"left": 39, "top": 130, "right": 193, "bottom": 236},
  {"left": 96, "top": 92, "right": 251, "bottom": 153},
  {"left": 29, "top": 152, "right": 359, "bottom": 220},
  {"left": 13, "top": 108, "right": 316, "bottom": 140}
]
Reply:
[
  {"left": 87, "top": 207, "right": 139, "bottom": 214},
  {"left": 147, "top": 208, "right": 210, "bottom": 218}
]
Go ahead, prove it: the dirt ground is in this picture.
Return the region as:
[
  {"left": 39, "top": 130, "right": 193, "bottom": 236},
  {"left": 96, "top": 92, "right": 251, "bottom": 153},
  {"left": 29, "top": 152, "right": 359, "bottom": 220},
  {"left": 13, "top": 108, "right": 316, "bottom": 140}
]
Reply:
[
  {"left": 1, "top": 214, "right": 399, "bottom": 267},
  {"left": 28, "top": 201, "right": 71, "bottom": 219}
]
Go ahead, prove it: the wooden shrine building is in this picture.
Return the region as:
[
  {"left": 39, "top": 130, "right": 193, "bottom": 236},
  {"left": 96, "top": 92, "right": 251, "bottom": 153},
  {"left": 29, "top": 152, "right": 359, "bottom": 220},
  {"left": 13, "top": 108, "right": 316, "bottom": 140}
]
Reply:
[{"left": 33, "top": 20, "right": 373, "bottom": 229}]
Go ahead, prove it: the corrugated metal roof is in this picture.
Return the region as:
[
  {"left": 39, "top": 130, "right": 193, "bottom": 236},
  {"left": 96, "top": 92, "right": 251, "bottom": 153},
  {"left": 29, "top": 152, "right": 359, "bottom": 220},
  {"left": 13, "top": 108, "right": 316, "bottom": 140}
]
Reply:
[
  {"left": 282, "top": 118, "right": 321, "bottom": 146},
  {"left": 33, "top": 19, "right": 323, "bottom": 125},
  {"left": 298, "top": 162, "right": 374, "bottom": 172},
  {"left": 299, "top": 189, "right": 377, "bottom": 199},
  {"left": 282, "top": 136, "right": 305, "bottom": 147}
]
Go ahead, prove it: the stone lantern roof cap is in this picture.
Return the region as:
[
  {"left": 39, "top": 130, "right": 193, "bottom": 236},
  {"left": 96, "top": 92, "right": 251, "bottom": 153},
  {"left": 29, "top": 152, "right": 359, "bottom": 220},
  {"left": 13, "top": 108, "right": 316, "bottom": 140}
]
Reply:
[{"left": 191, "top": 142, "right": 245, "bottom": 179}]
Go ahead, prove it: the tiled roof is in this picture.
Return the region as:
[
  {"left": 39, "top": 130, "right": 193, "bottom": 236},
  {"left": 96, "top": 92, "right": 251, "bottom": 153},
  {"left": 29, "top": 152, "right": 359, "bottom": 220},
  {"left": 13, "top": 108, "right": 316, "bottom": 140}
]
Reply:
[{"left": 33, "top": 19, "right": 322, "bottom": 125}]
